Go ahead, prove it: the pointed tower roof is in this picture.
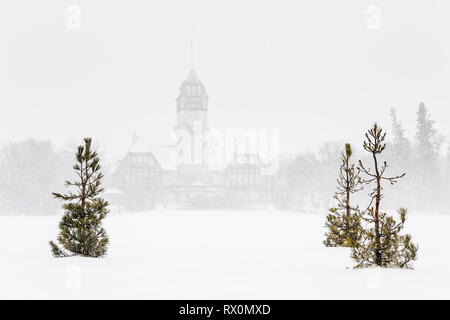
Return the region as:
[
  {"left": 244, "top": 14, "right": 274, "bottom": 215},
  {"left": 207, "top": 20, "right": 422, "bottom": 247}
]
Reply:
[
  {"left": 177, "top": 69, "right": 209, "bottom": 109},
  {"left": 185, "top": 69, "right": 202, "bottom": 84},
  {"left": 178, "top": 69, "right": 208, "bottom": 98}
]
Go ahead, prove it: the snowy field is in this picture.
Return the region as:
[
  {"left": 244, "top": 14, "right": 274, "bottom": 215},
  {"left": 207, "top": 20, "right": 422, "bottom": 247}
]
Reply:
[{"left": 0, "top": 209, "right": 449, "bottom": 299}]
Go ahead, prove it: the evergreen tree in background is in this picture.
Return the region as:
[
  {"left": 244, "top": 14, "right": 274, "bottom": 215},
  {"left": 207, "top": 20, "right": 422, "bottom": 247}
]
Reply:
[
  {"left": 49, "top": 138, "right": 109, "bottom": 258},
  {"left": 352, "top": 124, "right": 418, "bottom": 268},
  {"left": 324, "top": 144, "right": 362, "bottom": 247},
  {"left": 387, "top": 108, "right": 412, "bottom": 208},
  {"left": 447, "top": 144, "right": 450, "bottom": 173},
  {"left": 414, "top": 102, "right": 442, "bottom": 210},
  {"left": 447, "top": 145, "right": 450, "bottom": 196},
  {"left": 415, "top": 103, "right": 437, "bottom": 157},
  {"left": 390, "top": 108, "right": 411, "bottom": 162}
]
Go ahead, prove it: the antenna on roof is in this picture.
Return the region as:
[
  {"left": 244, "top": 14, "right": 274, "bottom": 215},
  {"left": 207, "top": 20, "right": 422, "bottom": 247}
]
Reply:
[
  {"left": 131, "top": 131, "right": 138, "bottom": 144},
  {"left": 190, "top": 40, "right": 195, "bottom": 70}
]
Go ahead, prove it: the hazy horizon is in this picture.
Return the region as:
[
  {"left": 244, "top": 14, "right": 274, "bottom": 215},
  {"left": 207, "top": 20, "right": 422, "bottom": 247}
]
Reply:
[{"left": 1, "top": 0, "right": 449, "bottom": 163}]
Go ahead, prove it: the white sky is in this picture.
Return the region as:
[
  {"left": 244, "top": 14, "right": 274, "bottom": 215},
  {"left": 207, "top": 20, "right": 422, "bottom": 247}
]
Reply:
[{"left": 1, "top": 0, "right": 449, "bottom": 162}]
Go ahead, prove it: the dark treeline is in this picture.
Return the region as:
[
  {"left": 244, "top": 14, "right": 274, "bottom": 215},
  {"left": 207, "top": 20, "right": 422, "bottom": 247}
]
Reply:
[
  {"left": 274, "top": 102, "right": 449, "bottom": 214},
  {"left": 0, "top": 140, "right": 114, "bottom": 216},
  {"left": 0, "top": 140, "right": 73, "bottom": 215},
  {"left": 273, "top": 142, "right": 342, "bottom": 212},
  {"left": 0, "top": 139, "right": 73, "bottom": 215},
  {"left": 0, "top": 102, "right": 447, "bottom": 215}
]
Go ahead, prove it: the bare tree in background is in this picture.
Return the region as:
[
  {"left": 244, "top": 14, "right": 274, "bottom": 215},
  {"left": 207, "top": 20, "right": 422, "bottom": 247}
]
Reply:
[{"left": 0, "top": 140, "right": 71, "bottom": 215}]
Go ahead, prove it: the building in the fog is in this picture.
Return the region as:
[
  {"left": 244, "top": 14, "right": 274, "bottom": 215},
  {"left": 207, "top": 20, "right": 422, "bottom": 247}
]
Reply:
[{"left": 111, "top": 69, "right": 276, "bottom": 209}]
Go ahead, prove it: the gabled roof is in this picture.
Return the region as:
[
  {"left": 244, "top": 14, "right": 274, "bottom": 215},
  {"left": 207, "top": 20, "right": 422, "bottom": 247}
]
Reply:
[
  {"left": 150, "top": 144, "right": 177, "bottom": 171},
  {"left": 128, "top": 138, "right": 150, "bottom": 153},
  {"left": 128, "top": 140, "right": 178, "bottom": 171},
  {"left": 111, "top": 137, "right": 178, "bottom": 173}
]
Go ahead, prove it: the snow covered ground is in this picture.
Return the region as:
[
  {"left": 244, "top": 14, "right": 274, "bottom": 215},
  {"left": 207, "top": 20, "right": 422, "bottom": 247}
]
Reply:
[{"left": 0, "top": 209, "right": 449, "bottom": 299}]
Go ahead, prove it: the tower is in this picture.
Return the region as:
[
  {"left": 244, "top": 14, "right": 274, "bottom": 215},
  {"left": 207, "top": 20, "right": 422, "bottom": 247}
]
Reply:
[
  {"left": 176, "top": 69, "right": 208, "bottom": 132},
  {"left": 175, "top": 69, "right": 209, "bottom": 181}
]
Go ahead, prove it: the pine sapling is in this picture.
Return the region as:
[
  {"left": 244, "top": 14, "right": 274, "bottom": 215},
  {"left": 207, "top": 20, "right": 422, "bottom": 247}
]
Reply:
[
  {"left": 49, "top": 138, "right": 109, "bottom": 258},
  {"left": 352, "top": 124, "right": 418, "bottom": 268},
  {"left": 324, "top": 143, "right": 362, "bottom": 247}
]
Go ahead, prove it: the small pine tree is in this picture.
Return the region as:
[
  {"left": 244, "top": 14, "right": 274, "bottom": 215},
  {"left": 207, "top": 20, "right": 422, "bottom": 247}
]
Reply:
[
  {"left": 324, "top": 143, "right": 362, "bottom": 247},
  {"left": 352, "top": 208, "right": 418, "bottom": 268},
  {"left": 352, "top": 124, "right": 418, "bottom": 268},
  {"left": 49, "top": 138, "right": 109, "bottom": 258}
]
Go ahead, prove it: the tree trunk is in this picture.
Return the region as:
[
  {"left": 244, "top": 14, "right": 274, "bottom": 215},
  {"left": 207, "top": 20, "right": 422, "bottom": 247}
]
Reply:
[
  {"left": 345, "top": 159, "right": 351, "bottom": 232},
  {"left": 372, "top": 151, "right": 382, "bottom": 266}
]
